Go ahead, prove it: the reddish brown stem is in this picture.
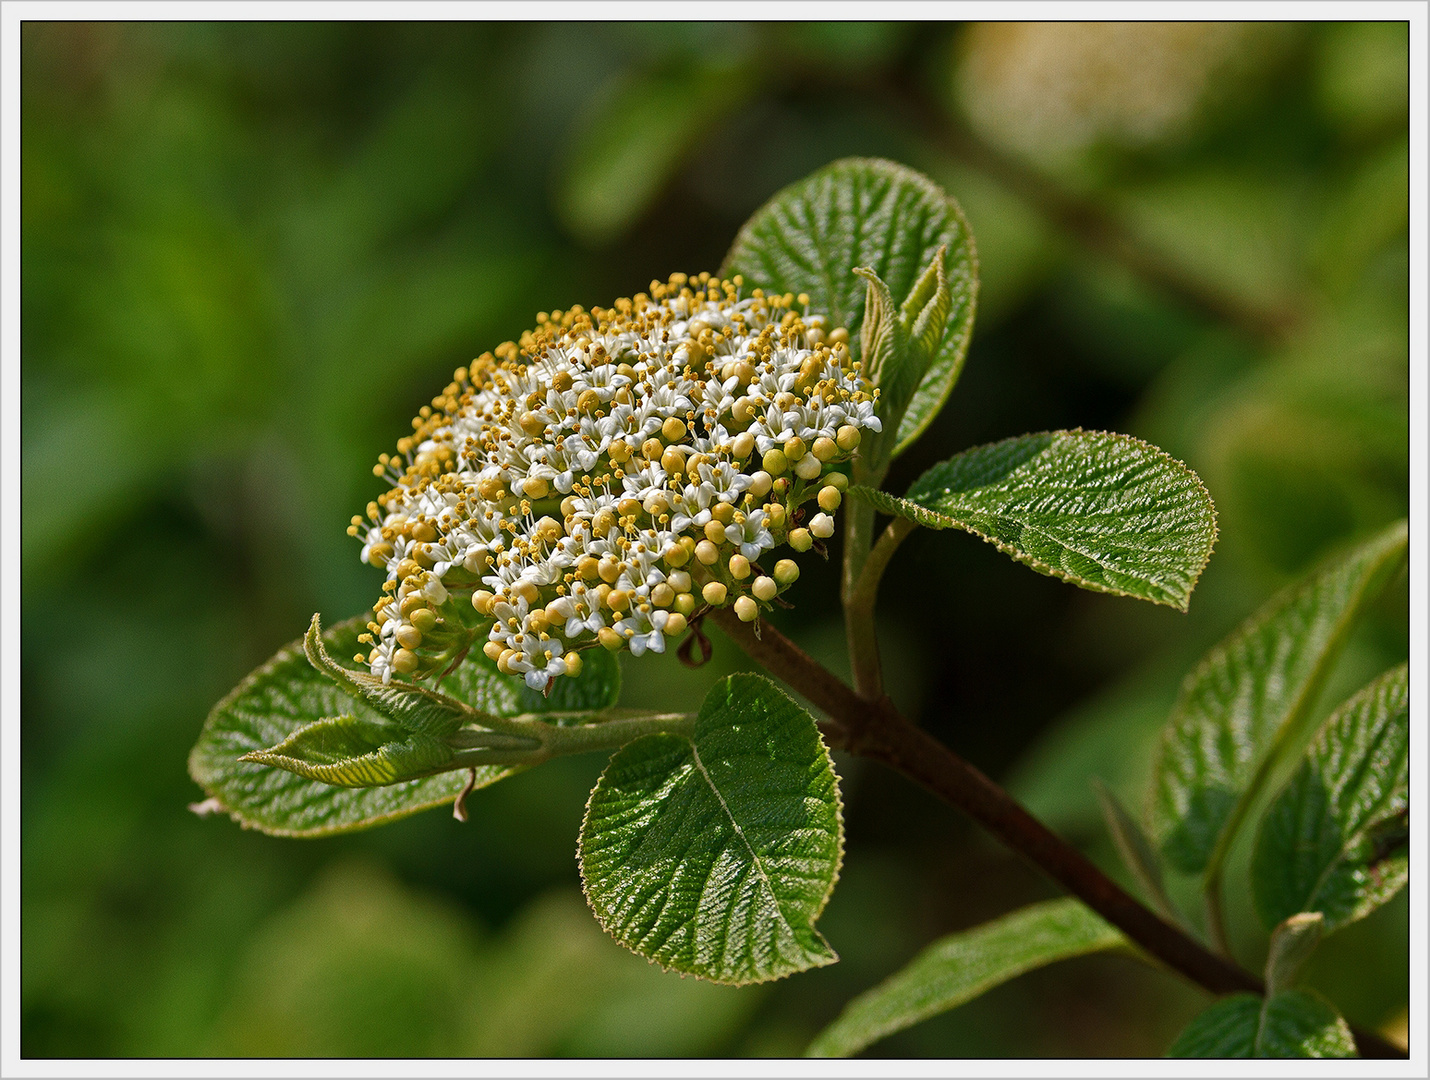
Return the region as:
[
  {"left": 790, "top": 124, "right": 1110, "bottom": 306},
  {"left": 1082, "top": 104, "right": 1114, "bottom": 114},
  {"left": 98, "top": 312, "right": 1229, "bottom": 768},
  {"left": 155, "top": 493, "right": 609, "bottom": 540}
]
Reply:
[{"left": 708, "top": 608, "right": 1405, "bottom": 1059}]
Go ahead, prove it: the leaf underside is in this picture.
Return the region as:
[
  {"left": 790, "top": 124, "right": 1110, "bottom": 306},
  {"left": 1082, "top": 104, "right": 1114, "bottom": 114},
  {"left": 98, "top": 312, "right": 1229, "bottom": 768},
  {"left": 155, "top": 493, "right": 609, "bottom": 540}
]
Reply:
[
  {"left": 1166, "top": 990, "right": 1356, "bottom": 1058},
  {"left": 188, "top": 617, "right": 620, "bottom": 837},
  {"left": 1147, "top": 520, "right": 1407, "bottom": 874},
  {"left": 1251, "top": 663, "right": 1408, "bottom": 932},
  {"left": 578, "top": 674, "right": 842, "bottom": 986},
  {"left": 806, "top": 898, "right": 1123, "bottom": 1058},
  {"left": 721, "top": 156, "right": 979, "bottom": 455},
  {"left": 855, "top": 429, "right": 1217, "bottom": 610}
]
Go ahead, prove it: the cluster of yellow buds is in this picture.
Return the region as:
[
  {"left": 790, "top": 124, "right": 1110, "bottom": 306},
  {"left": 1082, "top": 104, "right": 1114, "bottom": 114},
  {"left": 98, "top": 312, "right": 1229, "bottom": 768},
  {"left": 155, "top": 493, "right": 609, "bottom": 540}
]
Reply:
[{"left": 350, "top": 272, "right": 881, "bottom": 690}]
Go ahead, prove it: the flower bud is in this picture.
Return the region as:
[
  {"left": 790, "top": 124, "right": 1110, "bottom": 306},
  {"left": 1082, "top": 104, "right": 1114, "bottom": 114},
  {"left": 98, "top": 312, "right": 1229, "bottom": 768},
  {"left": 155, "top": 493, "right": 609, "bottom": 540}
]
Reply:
[
  {"left": 702, "top": 581, "right": 727, "bottom": 605},
  {"left": 734, "top": 596, "right": 758, "bottom": 622},
  {"left": 809, "top": 512, "right": 835, "bottom": 539}
]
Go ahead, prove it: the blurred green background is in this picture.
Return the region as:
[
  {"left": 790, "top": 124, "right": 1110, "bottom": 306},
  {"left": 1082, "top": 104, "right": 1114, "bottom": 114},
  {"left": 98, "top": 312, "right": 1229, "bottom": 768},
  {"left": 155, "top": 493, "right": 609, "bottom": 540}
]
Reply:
[{"left": 22, "top": 21, "right": 1409, "bottom": 1058}]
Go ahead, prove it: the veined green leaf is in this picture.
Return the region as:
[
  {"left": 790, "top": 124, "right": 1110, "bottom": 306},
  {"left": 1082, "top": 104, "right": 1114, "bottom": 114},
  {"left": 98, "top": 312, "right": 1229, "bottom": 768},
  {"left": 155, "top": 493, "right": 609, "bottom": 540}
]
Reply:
[
  {"left": 853, "top": 430, "right": 1216, "bottom": 610},
  {"left": 578, "top": 674, "right": 842, "bottom": 985},
  {"left": 1147, "top": 521, "right": 1407, "bottom": 875},
  {"left": 721, "top": 157, "right": 978, "bottom": 457},
  {"left": 189, "top": 616, "right": 619, "bottom": 836},
  {"left": 303, "top": 614, "right": 471, "bottom": 737},
  {"left": 241, "top": 714, "right": 454, "bottom": 788},
  {"left": 1166, "top": 990, "right": 1356, "bottom": 1058},
  {"left": 1251, "top": 664, "right": 1408, "bottom": 932},
  {"left": 806, "top": 898, "right": 1123, "bottom": 1058}
]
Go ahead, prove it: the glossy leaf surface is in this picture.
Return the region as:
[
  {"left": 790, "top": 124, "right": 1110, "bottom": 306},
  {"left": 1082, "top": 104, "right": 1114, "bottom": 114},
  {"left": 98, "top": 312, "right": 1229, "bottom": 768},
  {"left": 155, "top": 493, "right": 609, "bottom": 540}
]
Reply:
[
  {"left": 854, "top": 430, "right": 1216, "bottom": 610},
  {"left": 1166, "top": 990, "right": 1356, "bottom": 1058},
  {"left": 579, "top": 674, "right": 842, "bottom": 985},
  {"left": 1252, "top": 664, "right": 1408, "bottom": 932},
  {"left": 1148, "top": 521, "right": 1407, "bottom": 873}
]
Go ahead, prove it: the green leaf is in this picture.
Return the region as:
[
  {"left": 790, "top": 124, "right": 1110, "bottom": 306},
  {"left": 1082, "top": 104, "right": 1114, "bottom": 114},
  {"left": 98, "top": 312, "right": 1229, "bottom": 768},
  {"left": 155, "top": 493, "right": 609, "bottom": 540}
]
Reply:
[
  {"left": 189, "top": 617, "right": 619, "bottom": 836},
  {"left": 240, "top": 714, "right": 454, "bottom": 788},
  {"left": 806, "top": 899, "right": 1123, "bottom": 1058},
  {"left": 721, "top": 157, "right": 978, "bottom": 457},
  {"left": 1166, "top": 990, "right": 1356, "bottom": 1058},
  {"left": 853, "top": 430, "right": 1217, "bottom": 610},
  {"left": 1148, "top": 521, "right": 1407, "bottom": 875},
  {"left": 1264, "top": 912, "right": 1323, "bottom": 997},
  {"left": 302, "top": 614, "right": 472, "bottom": 737},
  {"left": 1251, "top": 664, "right": 1408, "bottom": 932},
  {"left": 578, "top": 673, "right": 842, "bottom": 985}
]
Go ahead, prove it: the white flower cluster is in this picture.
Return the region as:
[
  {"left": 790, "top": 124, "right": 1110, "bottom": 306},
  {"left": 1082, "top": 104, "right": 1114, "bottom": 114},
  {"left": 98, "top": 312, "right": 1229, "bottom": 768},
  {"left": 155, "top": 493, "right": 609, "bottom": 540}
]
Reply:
[{"left": 350, "top": 273, "right": 882, "bottom": 690}]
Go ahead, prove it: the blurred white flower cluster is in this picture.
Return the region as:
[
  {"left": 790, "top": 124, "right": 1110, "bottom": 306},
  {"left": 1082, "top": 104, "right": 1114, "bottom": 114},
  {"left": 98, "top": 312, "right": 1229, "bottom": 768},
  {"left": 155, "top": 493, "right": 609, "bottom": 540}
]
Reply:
[{"left": 351, "top": 273, "right": 881, "bottom": 689}]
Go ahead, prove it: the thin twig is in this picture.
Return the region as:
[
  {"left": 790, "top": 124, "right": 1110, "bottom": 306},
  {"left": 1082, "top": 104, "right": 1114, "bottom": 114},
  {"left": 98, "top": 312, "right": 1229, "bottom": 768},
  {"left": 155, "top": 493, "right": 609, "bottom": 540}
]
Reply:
[{"left": 707, "top": 607, "right": 1405, "bottom": 1060}]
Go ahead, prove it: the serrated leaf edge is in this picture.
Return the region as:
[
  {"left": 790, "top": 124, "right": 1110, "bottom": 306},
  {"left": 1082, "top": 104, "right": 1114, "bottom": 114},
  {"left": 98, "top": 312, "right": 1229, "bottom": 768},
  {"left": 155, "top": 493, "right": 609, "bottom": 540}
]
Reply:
[
  {"left": 577, "top": 673, "right": 844, "bottom": 986},
  {"left": 853, "top": 429, "right": 1218, "bottom": 611}
]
